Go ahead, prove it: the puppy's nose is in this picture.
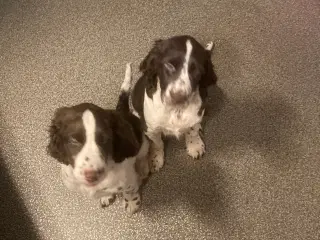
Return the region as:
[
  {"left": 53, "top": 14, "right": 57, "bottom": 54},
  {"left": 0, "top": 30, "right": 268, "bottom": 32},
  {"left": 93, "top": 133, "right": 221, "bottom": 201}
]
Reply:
[
  {"left": 170, "top": 90, "right": 188, "bottom": 104},
  {"left": 84, "top": 169, "right": 104, "bottom": 183}
]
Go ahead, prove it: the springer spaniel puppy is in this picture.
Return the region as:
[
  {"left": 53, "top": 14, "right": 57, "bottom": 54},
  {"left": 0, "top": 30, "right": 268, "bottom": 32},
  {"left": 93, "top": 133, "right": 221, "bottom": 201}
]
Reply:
[
  {"left": 47, "top": 64, "right": 150, "bottom": 215},
  {"left": 131, "top": 35, "right": 217, "bottom": 172}
]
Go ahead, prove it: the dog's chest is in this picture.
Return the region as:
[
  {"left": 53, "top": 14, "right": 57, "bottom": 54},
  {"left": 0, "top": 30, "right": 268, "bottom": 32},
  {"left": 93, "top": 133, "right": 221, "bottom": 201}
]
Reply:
[
  {"left": 99, "top": 160, "right": 138, "bottom": 193},
  {"left": 144, "top": 91, "right": 203, "bottom": 137}
]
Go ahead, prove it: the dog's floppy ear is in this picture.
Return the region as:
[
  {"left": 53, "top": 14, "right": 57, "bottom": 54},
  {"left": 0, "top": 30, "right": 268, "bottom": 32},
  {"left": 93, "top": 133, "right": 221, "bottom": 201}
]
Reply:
[
  {"left": 139, "top": 39, "right": 163, "bottom": 73},
  {"left": 47, "top": 107, "right": 71, "bottom": 165},
  {"left": 139, "top": 39, "right": 164, "bottom": 97},
  {"left": 112, "top": 113, "right": 141, "bottom": 162},
  {"left": 200, "top": 52, "right": 218, "bottom": 88}
]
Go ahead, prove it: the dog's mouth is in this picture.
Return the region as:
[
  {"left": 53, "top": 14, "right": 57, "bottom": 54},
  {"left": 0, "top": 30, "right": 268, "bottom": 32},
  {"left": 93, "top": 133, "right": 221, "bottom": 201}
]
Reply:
[
  {"left": 85, "top": 182, "right": 98, "bottom": 187},
  {"left": 84, "top": 173, "right": 106, "bottom": 187}
]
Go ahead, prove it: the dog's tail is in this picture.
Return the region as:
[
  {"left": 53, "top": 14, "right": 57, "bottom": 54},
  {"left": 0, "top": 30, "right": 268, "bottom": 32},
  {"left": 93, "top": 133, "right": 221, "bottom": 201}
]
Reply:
[{"left": 116, "top": 63, "right": 132, "bottom": 113}]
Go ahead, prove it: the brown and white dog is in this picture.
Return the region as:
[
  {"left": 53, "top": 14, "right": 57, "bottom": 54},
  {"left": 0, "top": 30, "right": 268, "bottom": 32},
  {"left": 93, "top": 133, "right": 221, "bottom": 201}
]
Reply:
[
  {"left": 47, "top": 64, "right": 149, "bottom": 215},
  {"left": 131, "top": 35, "right": 217, "bottom": 172}
]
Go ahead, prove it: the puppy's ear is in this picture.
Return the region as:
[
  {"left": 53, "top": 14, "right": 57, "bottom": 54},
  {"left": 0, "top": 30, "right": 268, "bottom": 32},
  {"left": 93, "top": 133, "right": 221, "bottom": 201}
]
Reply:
[
  {"left": 139, "top": 39, "right": 163, "bottom": 73},
  {"left": 47, "top": 107, "right": 70, "bottom": 165},
  {"left": 112, "top": 114, "right": 141, "bottom": 162},
  {"left": 200, "top": 52, "right": 218, "bottom": 88},
  {"left": 140, "top": 39, "right": 164, "bottom": 97}
]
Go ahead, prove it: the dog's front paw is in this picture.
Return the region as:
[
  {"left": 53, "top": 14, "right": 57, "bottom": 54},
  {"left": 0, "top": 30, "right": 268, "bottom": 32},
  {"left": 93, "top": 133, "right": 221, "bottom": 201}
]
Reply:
[
  {"left": 205, "top": 41, "right": 214, "bottom": 51},
  {"left": 186, "top": 136, "right": 205, "bottom": 159},
  {"left": 100, "top": 195, "right": 116, "bottom": 208},
  {"left": 150, "top": 148, "right": 164, "bottom": 172},
  {"left": 123, "top": 195, "right": 141, "bottom": 215}
]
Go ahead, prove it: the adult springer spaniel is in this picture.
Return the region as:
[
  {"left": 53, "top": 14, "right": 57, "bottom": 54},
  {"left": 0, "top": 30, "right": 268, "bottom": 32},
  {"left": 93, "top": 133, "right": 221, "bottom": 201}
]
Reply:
[
  {"left": 131, "top": 35, "right": 217, "bottom": 172},
  {"left": 47, "top": 64, "right": 150, "bottom": 215}
]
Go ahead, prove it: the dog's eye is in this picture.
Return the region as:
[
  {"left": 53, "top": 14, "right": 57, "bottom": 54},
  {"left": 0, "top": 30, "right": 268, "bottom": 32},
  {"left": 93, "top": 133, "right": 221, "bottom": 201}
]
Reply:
[
  {"left": 69, "top": 137, "right": 81, "bottom": 146},
  {"left": 189, "top": 63, "right": 196, "bottom": 73},
  {"left": 97, "top": 135, "right": 109, "bottom": 145},
  {"left": 164, "top": 62, "right": 176, "bottom": 73}
]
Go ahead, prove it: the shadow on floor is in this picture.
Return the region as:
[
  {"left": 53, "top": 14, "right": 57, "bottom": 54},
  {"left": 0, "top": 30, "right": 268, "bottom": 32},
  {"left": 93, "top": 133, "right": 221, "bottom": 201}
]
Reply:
[
  {"left": 141, "top": 83, "right": 300, "bottom": 234},
  {"left": 0, "top": 149, "right": 41, "bottom": 240},
  {"left": 205, "top": 85, "right": 301, "bottom": 170},
  {"left": 140, "top": 85, "right": 233, "bottom": 230}
]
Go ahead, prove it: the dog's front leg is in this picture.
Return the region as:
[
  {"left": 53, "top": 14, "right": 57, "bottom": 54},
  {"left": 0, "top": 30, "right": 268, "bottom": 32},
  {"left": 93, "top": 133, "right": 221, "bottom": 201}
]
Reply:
[
  {"left": 146, "top": 131, "right": 164, "bottom": 172},
  {"left": 185, "top": 123, "right": 205, "bottom": 159},
  {"left": 122, "top": 189, "right": 141, "bottom": 215}
]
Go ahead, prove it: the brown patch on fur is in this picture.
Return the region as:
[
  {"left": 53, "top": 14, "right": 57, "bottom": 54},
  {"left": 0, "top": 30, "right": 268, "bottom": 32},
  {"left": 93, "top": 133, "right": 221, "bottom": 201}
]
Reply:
[
  {"left": 47, "top": 103, "right": 143, "bottom": 165},
  {"left": 47, "top": 106, "right": 85, "bottom": 166}
]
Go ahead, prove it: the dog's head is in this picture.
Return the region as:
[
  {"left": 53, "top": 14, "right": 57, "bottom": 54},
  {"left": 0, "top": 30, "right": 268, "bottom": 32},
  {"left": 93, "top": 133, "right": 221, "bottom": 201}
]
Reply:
[
  {"left": 140, "top": 35, "right": 217, "bottom": 105},
  {"left": 47, "top": 103, "right": 140, "bottom": 186}
]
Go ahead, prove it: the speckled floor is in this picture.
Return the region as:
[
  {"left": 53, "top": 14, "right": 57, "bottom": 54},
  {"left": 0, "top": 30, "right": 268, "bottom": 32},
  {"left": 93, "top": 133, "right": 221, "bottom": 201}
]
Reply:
[{"left": 1, "top": 0, "right": 319, "bottom": 239}]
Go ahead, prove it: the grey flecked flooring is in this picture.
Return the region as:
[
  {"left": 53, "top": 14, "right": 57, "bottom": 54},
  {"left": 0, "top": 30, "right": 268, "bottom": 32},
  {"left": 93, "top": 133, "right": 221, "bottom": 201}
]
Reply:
[{"left": 0, "top": 0, "right": 319, "bottom": 239}]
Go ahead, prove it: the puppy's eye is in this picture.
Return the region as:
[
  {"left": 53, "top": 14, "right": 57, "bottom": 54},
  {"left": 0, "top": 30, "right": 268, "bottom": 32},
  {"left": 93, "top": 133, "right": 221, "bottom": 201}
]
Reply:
[
  {"left": 164, "top": 62, "right": 176, "bottom": 73},
  {"left": 97, "top": 135, "right": 109, "bottom": 145},
  {"left": 189, "top": 63, "right": 196, "bottom": 73},
  {"left": 69, "top": 137, "right": 81, "bottom": 146}
]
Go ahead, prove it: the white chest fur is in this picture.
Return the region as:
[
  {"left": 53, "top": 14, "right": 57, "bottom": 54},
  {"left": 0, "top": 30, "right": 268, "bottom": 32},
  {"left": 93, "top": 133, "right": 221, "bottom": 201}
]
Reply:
[{"left": 143, "top": 86, "right": 204, "bottom": 138}]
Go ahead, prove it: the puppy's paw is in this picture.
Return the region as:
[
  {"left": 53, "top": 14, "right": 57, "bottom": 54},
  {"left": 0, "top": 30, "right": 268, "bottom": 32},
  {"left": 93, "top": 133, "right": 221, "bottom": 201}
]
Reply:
[
  {"left": 186, "top": 136, "right": 205, "bottom": 159},
  {"left": 205, "top": 41, "right": 214, "bottom": 51},
  {"left": 123, "top": 195, "right": 141, "bottom": 215},
  {"left": 100, "top": 195, "right": 116, "bottom": 208},
  {"left": 150, "top": 148, "right": 164, "bottom": 172}
]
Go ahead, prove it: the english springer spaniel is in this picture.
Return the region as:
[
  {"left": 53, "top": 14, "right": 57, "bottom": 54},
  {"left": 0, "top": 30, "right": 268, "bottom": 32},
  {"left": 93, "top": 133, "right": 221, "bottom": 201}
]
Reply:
[
  {"left": 131, "top": 35, "right": 217, "bottom": 172},
  {"left": 47, "top": 64, "right": 150, "bottom": 215}
]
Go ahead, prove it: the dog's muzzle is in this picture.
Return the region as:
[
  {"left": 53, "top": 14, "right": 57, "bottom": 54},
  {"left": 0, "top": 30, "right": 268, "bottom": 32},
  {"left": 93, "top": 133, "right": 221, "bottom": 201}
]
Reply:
[{"left": 169, "top": 90, "right": 189, "bottom": 104}]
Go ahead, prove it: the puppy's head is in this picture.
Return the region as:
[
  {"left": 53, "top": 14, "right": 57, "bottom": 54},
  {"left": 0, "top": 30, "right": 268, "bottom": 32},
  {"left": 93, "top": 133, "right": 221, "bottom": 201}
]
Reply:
[
  {"left": 140, "top": 35, "right": 217, "bottom": 105},
  {"left": 47, "top": 103, "right": 140, "bottom": 186}
]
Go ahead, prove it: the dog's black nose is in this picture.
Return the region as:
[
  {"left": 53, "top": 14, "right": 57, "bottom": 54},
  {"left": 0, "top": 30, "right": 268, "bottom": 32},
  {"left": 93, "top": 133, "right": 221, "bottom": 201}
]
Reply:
[{"left": 170, "top": 90, "right": 188, "bottom": 104}]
